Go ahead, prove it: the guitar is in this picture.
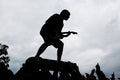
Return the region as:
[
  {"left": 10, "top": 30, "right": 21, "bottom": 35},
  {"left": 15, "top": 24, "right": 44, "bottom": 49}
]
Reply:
[
  {"left": 54, "top": 31, "right": 78, "bottom": 39},
  {"left": 62, "top": 31, "right": 78, "bottom": 35}
]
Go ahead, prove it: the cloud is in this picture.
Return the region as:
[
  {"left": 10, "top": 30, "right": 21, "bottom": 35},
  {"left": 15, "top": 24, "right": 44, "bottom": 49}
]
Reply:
[
  {"left": 61, "top": 0, "right": 120, "bottom": 76},
  {"left": 0, "top": 0, "right": 120, "bottom": 77}
]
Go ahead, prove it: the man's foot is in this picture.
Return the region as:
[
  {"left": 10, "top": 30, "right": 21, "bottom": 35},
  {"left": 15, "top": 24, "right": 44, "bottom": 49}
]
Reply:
[
  {"left": 34, "top": 56, "right": 42, "bottom": 61},
  {"left": 35, "top": 55, "right": 39, "bottom": 57}
]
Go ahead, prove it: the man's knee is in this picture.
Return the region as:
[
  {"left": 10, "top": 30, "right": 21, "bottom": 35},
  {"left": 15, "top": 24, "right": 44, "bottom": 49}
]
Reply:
[
  {"left": 53, "top": 41, "right": 64, "bottom": 48},
  {"left": 60, "top": 42, "right": 64, "bottom": 47},
  {"left": 57, "top": 42, "right": 64, "bottom": 49}
]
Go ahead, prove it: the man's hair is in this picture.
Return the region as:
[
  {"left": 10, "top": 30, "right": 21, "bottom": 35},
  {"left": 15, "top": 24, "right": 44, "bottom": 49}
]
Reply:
[{"left": 60, "top": 9, "right": 70, "bottom": 16}]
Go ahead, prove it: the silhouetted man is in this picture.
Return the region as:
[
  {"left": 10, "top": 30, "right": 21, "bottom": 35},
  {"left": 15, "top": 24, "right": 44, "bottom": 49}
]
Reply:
[{"left": 35, "top": 9, "right": 77, "bottom": 63}]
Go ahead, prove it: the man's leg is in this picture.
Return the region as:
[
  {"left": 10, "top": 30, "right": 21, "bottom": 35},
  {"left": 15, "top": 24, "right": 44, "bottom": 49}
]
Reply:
[
  {"left": 57, "top": 42, "right": 64, "bottom": 63},
  {"left": 35, "top": 43, "right": 48, "bottom": 57},
  {"left": 52, "top": 40, "right": 64, "bottom": 78},
  {"left": 53, "top": 40, "right": 64, "bottom": 63}
]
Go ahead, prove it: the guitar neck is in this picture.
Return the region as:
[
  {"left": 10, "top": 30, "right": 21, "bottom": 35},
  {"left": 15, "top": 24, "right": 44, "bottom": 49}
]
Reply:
[{"left": 62, "top": 31, "right": 77, "bottom": 34}]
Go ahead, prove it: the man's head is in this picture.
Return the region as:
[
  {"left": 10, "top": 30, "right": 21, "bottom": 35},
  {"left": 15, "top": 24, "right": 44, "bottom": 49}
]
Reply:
[{"left": 60, "top": 9, "right": 70, "bottom": 20}]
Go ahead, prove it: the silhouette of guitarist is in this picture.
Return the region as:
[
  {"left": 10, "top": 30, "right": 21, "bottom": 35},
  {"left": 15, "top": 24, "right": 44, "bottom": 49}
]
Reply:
[{"left": 35, "top": 9, "right": 77, "bottom": 63}]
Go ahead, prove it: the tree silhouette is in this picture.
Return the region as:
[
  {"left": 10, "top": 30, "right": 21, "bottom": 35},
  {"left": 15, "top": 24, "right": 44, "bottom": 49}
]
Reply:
[
  {"left": 0, "top": 43, "right": 10, "bottom": 67},
  {"left": 0, "top": 43, "right": 14, "bottom": 80}
]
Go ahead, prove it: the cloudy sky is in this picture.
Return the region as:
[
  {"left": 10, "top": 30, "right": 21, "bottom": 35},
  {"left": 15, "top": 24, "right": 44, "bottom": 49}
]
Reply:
[{"left": 0, "top": 0, "right": 120, "bottom": 77}]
